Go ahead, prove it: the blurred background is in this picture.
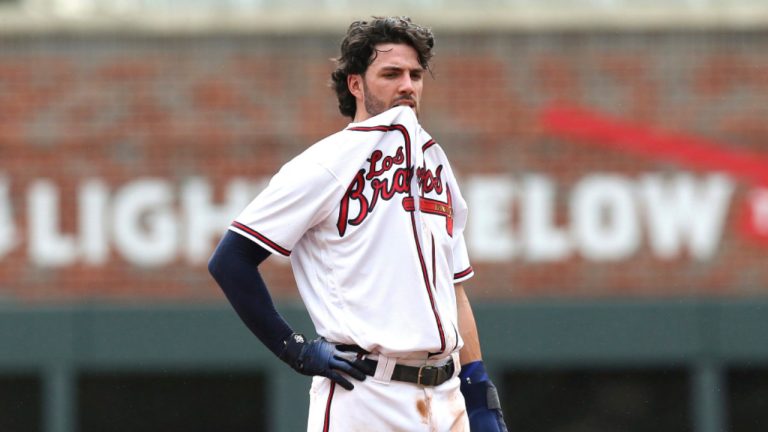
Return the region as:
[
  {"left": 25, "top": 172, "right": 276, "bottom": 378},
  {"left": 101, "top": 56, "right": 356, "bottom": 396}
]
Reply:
[{"left": 2, "top": 0, "right": 768, "bottom": 431}]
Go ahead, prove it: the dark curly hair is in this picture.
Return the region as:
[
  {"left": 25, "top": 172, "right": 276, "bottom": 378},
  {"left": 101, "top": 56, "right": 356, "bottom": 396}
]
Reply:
[{"left": 331, "top": 16, "right": 435, "bottom": 119}]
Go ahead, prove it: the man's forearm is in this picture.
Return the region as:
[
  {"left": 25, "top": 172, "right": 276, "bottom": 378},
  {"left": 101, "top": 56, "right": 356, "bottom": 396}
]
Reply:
[
  {"left": 455, "top": 282, "right": 508, "bottom": 431},
  {"left": 455, "top": 282, "right": 482, "bottom": 365},
  {"left": 208, "top": 230, "right": 293, "bottom": 356}
]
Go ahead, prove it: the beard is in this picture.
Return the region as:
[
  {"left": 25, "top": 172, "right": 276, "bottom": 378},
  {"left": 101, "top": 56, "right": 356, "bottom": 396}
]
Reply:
[
  {"left": 363, "top": 92, "right": 388, "bottom": 118},
  {"left": 362, "top": 80, "right": 417, "bottom": 118}
]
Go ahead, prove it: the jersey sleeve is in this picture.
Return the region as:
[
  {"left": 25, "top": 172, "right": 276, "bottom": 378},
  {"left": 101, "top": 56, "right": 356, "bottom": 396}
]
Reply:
[
  {"left": 440, "top": 149, "right": 474, "bottom": 283},
  {"left": 230, "top": 160, "right": 343, "bottom": 256},
  {"left": 452, "top": 232, "right": 474, "bottom": 283}
]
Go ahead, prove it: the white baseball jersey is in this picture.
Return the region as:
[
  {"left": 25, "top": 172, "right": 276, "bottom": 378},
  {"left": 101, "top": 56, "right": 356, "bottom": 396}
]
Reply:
[{"left": 230, "top": 106, "right": 474, "bottom": 359}]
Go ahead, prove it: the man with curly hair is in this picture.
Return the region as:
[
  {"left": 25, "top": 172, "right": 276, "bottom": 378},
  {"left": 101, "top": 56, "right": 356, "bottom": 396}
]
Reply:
[{"left": 209, "top": 16, "right": 507, "bottom": 431}]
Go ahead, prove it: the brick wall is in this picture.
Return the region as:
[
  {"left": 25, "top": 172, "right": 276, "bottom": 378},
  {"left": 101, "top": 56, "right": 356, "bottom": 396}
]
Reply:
[{"left": 1, "top": 31, "right": 767, "bottom": 302}]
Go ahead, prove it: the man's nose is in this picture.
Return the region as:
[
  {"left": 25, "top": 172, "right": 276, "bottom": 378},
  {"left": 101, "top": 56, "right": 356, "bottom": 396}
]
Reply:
[{"left": 399, "top": 76, "right": 415, "bottom": 94}]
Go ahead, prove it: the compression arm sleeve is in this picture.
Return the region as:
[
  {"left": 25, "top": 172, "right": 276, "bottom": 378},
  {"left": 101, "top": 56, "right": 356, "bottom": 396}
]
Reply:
[{"left": 208, "top": 230, "right": 294, "bottom": 357}]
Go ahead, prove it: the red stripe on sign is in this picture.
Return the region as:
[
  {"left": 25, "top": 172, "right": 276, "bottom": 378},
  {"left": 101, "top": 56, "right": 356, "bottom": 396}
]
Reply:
[
  {"left": 541, "top": 105, "right": 768, "bottom": 186},
  {"left": 230, "top": 222, "right": 291, "bottom": 256}
]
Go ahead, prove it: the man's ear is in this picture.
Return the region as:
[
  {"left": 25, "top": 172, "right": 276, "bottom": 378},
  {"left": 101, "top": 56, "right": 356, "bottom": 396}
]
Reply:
[{"left": 347, "top": 74, "right": 363, "bottom": 99}]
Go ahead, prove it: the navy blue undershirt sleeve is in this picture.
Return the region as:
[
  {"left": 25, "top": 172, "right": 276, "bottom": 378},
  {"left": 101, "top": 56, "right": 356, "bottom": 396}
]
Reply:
[{"left": 208, "top": 230, "right": 294, "bottom": 357}]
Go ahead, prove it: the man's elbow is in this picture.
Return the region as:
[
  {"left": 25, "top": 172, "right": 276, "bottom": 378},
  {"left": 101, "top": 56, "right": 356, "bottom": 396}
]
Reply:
[
  {"left": 207, "top": 236, "right": 231, "bottom": 283},
  {"left": 207, "top": 230, "right": 271, "bottom": 284},
  {"left": 207, "top": 251, "right": 220, "bottom": 281}
]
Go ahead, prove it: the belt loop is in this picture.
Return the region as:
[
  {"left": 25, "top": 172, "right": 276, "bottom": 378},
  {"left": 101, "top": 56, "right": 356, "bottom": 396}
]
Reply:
[
  {"left": 372, "top": 354, "right": 397, "bottom": 384},
  {"left": 450, "top": 352, "right": 461, "bottom": 379}
]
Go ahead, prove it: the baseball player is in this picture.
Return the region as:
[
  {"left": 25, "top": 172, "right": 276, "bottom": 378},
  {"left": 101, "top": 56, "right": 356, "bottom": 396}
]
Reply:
[{"left": 209, "top": 16, "right": 507, "bottom": 431}]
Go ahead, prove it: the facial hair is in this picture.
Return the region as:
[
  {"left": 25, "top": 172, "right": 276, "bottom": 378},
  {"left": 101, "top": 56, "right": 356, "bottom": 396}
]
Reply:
[
  {"left": 361, "top": 79, "right": 418, "bottom": 118},
  {"left": 362, "top": 79, "right": 388, "bottom": 118}
]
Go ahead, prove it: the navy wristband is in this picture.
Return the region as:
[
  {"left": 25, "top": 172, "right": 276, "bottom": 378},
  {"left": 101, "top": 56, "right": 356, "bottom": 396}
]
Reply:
[
  {"left": 459, "top": 360, "right": 489, "bottom": 385},
  {"left": 460, "top": 361, "right": 501, "bottom": 412}
]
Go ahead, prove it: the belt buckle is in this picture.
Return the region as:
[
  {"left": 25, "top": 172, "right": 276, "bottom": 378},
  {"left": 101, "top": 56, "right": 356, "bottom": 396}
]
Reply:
[{"left": 417, "top": 365, "right": 437, "bottom": 387}]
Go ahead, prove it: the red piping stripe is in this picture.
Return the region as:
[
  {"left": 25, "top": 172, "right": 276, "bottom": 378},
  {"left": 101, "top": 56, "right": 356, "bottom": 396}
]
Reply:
[
  {"left": 322, "top": 381, "right": 336, "bottom": 432},
  {"left": 431, "top": 233, "right": 436, "bottom": 288},
  {"left": 394, "top": 124, "right": 447, "bottom": 354},
  {"left": 350, "top": 123, "right": 447, "bottom": 354},
  {"left": 409, "top": 212, "right": 446, "bottom": 353},
  {"left": 230, "top": 222, "right": 291, "bottom": 256},
  {"left": 348, "top": 125, "right": 392, "bottom": 133},
  {"left": 454, "top": 266, "right": 473, "bottom": 280}
]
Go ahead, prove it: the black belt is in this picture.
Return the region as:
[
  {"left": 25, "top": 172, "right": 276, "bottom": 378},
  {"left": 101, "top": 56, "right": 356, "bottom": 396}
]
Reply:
[
  {"left": 365, "top": 358, "right": 455, "bottom": 387},
  {"left": 337, "top": 344, "right": 455, "bottom": 387}
]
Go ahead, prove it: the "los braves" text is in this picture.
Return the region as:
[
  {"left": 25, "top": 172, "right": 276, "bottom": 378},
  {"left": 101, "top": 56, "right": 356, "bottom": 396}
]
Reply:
[{"left": 337, "top": 146, "right": 448, "bottom": 236}]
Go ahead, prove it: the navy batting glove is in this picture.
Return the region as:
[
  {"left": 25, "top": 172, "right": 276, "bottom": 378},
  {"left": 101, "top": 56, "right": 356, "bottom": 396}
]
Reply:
[
  {"left": 459, "top": 361, "right": 508, "bottom": 432},
  {"left": 279, "top": 333, "right": 371, "bottom": 390}
]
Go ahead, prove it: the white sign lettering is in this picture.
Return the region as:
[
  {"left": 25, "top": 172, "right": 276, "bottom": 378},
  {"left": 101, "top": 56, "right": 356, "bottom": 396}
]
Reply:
[
  {"left": 0, "top": 178, "right": 18, "bottom": 259},
  {"left": 0, "top": 173, "right": 735, "bottom": 266},
  {"left": 639, "top": 174, "right": 734, "bottom": 260},
  {"left": 3, "top": 177, "right": 262, "bottom": 267},
  {"left": 466, "top": 173, "right": 734, "bottom": 262}
]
